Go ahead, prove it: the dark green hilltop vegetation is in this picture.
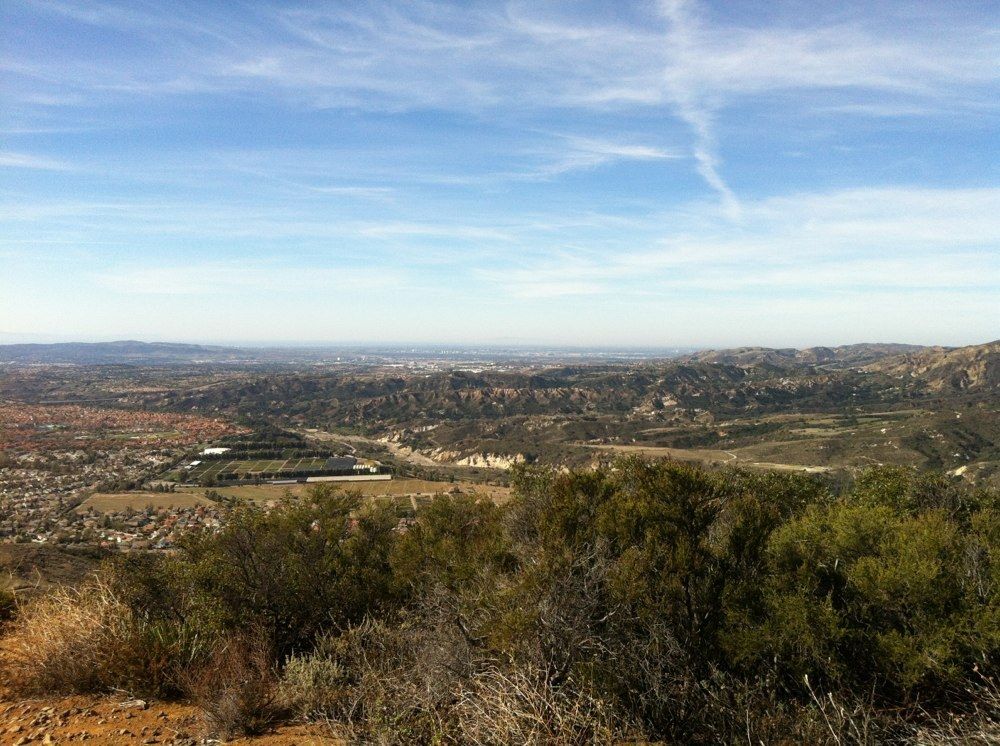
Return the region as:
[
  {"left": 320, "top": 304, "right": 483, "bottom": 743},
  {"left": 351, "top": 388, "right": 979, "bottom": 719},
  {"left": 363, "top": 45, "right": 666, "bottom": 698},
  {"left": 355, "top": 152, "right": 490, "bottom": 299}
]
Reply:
[{"left": 3, "top": 459, "right": 999, "bottom": 742}]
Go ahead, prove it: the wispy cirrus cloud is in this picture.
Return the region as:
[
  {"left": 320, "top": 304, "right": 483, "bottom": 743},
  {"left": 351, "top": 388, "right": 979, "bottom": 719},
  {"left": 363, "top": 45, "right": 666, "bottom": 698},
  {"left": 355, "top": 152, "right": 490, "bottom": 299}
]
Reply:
[
  {"left": 484, "top": 185, "right": 1000, "bottom": 298},
  {"left": 356, "top": 222, "right": 515, "bottom": 242},
  {"left": 0, "top": 151, "right": 73, "bottom": 170},
  {"left": 7, "top": 1, "right": 998, "bottom": 203},
  {"left": 93, "top": 262, "right": 404, "bottom": 296},
  {"left": 540, "top": 136, "right": 682, "bottom": 175},
  {"left": 2, "top": 1, "right": 998, "bottom": 345}
]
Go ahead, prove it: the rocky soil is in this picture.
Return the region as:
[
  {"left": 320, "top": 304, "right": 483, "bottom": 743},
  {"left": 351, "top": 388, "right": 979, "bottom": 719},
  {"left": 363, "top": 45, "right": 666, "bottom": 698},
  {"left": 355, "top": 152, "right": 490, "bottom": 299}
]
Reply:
[{"left": 0, "top": 695, "right": 339, "bottom": 745}]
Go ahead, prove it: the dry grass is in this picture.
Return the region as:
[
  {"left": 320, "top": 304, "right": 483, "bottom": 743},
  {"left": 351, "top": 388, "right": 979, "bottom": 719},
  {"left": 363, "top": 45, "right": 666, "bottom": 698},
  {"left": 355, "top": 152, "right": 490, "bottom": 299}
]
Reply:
[
  {"left": 801, "top": 675, "right": 885, "bottom": 745},
  {"left": 912, "top": 678, "right": 1000, "bottom": 744},
  {"left": 1, "top": 576, "right": 198, "bottom": 697},
  {"left": 454, "top": 663, "right": 633, "bottom": 746},
  {"left": 279, "top": 645, "right": 347, "bottom": 720},
  {"left": 279, "top": 615, "right": 473, "bottom": 743},
  {"left": 181, "top": 631, "right": 284, "bottom": 740},
  {"left": 279, "top": 615, "right": 638, "bottom": 745},
  {"left": 76, "top": 491, "right": 214, "bottom": 512},
  {"left": 75, "top": 479, "right": 505, "bottom": 513},
  {"left": 178, "top": 478, "right": 511, "bottom": 504},
  {"left": 4, "top": 577, "right": 136, "bottom": 695}
]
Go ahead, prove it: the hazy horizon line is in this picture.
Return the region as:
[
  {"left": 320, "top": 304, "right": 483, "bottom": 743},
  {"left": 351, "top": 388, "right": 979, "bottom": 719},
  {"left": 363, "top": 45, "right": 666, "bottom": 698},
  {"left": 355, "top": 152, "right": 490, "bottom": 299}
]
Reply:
[{"left": 1, "top": 335, "right": 994, "bottom": 353}]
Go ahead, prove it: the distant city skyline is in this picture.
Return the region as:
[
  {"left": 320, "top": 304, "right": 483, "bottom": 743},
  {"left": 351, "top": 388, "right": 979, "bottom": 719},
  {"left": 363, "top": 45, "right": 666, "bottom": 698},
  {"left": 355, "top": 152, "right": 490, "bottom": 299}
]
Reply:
[{"left": 2, "top": 1, "right": 998, "bottom": 346}]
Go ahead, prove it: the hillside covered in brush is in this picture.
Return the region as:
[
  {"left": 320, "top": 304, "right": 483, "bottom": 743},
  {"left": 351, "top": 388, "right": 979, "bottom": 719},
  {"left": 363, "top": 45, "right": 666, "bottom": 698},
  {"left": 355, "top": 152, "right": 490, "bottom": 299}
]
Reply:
[{"left": 109, "top": 342, "right": 993, "bottom": 430}]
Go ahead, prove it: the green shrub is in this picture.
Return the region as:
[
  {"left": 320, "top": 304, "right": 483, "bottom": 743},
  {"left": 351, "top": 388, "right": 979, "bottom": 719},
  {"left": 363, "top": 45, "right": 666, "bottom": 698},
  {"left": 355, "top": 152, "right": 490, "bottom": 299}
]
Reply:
[
  {"left": 853, "top": 465, "right": 997, "bottom": 519},
  {"left": 505, "top": 459, "right": 825, "bottom": 667},
  {"left": 15, "top": 459, "right": 990, "bottom": 743},
  {"left": 391, "top": 492, "right": 509, "bottom": 593},
  {"left": 109, "top": 484, "right": 403, "bottom": 658},
  {"left": 754, "top": 499, "right": 999, "bottom": 697}
]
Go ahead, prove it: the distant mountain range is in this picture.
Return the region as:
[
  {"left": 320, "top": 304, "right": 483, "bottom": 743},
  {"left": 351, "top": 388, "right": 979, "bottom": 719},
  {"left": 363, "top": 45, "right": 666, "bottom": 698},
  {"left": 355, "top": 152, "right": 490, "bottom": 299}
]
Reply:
[
  {"left": 98, "top": 340, "right": 995, "bottom": 428},
  {"left": 677, "top": 343, "right": 928, "bottom": 368},
  {"left": 679, "top": 341, "right": 999, "bottom": 393},
  {"left": 0, "top": 340, "right": 705, "bottom": 366},
  {"left": 1, "top": 339, "right": 995, "bottom": 483},
  {"left": 0, "top": 341, "right": 244, "bottom": 365},
  {"left": 1, "top": 341, "right": 997, "bottom": 389}
]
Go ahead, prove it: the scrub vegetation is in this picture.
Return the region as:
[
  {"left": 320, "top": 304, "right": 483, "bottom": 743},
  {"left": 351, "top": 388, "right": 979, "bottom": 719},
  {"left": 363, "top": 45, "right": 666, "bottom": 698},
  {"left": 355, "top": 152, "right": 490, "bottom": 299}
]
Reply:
[{"left": 3, "top": 458, "right": 998, "bottom": 743}]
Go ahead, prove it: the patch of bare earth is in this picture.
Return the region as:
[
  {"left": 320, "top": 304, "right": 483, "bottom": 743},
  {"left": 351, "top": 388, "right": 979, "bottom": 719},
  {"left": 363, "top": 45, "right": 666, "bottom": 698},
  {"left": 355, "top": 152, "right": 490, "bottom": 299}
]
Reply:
[
  {"left": 0, "top": 644, "right": 340, "bottom": 745},
  {"left": 0, "top": 697, "right": 341, "bottom": 745}
]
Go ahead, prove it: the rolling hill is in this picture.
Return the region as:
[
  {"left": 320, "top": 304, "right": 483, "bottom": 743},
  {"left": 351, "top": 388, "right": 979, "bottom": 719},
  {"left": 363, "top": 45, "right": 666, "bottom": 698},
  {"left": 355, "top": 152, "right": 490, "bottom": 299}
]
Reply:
[
  {"left": 0, "top": 341, "right": 243, "bottom": 365},
  {"left": 865, "top": 340, "right": 1000, "bottom": 393}
]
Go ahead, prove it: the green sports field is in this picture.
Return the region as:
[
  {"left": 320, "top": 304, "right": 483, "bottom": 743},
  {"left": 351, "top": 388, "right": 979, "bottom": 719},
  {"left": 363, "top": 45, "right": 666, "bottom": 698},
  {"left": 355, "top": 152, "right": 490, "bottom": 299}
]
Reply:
[{"left": 182, "top": 456, "right": 331, "bottom": 481}]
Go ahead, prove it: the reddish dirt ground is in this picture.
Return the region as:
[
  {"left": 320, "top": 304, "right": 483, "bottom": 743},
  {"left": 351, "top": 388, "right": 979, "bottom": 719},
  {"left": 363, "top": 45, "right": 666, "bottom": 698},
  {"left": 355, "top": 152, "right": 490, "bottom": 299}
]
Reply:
[{"left": 0, "top": 695, "right": 341, "bottom": 745}]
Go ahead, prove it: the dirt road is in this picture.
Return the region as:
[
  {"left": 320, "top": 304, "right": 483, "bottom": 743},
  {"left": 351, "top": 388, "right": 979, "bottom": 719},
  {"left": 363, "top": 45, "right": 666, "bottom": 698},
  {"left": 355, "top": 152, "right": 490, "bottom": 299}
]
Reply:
[
  {"left": 300, "top": 429, "right": 443, "bottom": 467},
  {"left": 581, "top": 443, "right": 830, "bottom": 473}
]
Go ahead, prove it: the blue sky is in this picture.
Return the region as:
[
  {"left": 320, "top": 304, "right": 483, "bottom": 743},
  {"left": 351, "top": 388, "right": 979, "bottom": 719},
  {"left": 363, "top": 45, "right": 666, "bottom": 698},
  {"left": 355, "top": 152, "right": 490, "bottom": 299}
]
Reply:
[{"left": 1, "top": 0, "right": 998, "bottom": 347}]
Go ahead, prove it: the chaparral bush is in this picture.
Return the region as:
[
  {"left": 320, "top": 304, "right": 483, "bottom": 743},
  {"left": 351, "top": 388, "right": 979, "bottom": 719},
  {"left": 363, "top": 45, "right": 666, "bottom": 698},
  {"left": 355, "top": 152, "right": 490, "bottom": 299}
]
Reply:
[{"left": 4, "top": 462, "right": 996, "bottom": 743}]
